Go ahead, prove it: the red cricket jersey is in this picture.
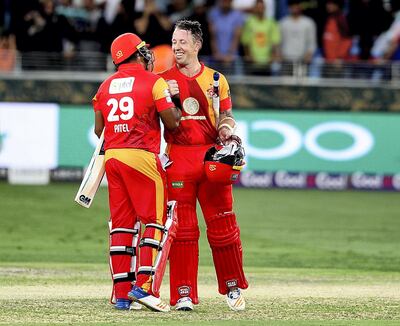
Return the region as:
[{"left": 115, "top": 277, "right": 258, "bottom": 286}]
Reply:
[
  {"left": 93, "top": 63, "right": 174, "bottom": 153},
  {"left": 160, "top": 63, "right": 232, "bottom": 145}
]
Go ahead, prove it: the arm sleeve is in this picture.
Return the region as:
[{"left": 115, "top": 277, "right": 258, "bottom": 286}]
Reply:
[
  {"left": 92, "top": 92, "right": 101, "bottom": 112},
  {"left": 219, "top": 73, "right": 232, "bottom": 112},
  {"left": 152, "top": 77, "right": 175, "bottom": 112}
]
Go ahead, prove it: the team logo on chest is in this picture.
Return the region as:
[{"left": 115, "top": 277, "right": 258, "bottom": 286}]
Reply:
[{"left": 183, "top": 97, "right": 200, "bottom": 115}]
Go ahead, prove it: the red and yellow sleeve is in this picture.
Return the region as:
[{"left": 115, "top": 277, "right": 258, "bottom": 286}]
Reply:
[
  {"left": 92, "top": 92, "right": 101, "bottom": 112},
  {"left": 152, "top": 78, "right": 175, "bottom": 112},
  {"left": 219, "top": 74, "right": 232, "bottom": 112}
]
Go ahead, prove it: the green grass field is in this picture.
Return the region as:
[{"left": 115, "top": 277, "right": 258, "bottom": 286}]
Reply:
[{"left": 0, "top": 182, "right": 400, "bottom": 325}]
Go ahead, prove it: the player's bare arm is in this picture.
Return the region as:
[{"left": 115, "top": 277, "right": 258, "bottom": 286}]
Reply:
[
  {"left": 218, "top": 109, "right": 237, "bottom": 144},
  {"left": 160, "top": 106, "right": 182, "bottom": 131},
  {"left": 94, "top": 110, "right": 104, "bottom": 138}
]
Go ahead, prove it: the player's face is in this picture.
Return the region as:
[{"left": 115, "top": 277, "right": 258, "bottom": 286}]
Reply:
[{"left": 172, "top": 28, "right": 199, "bottom": 66}]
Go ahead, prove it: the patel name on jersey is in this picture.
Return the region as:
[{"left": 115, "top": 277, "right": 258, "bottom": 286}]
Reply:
[{"left": 114, "top": 123, "right": 129, "bottom": 133}]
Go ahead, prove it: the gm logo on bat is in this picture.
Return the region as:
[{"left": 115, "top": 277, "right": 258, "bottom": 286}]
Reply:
[{"left": 79, "top": 195, "right": 91, "bottom": 205}]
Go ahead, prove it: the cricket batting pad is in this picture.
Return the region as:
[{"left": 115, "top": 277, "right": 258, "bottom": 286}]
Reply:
[
  {"left": 109, "top": 221, "right": 140, "bottom": 301},
  {"left": 169, "top": 203, "right": 200, "bottom": 305},
  {"left": 206, "top": 212, "right": 248, "bottom": 295},
  {"left": 137, "top": 200, "right": 178, "bottom": 298}
]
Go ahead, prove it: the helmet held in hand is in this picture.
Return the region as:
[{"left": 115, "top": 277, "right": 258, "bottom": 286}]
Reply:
[{"left": 204, "top": 141, "right": 245, "bottom": 184}]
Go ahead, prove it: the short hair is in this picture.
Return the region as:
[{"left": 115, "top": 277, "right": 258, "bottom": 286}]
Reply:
[{"left": 174, "top": 19, "right": 203, "bottom": 45}]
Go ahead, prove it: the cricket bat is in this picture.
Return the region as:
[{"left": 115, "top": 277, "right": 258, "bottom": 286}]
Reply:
[
  {"left": 74, "top": 129, "right": 105, "bottom": 208},
  {"left": 212, "top": 71, "right": 220, "bottom": 122}
]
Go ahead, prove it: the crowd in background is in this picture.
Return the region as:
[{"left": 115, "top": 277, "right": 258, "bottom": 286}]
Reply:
[{"left": 1, "top": 0, "right": 400, "bottom": 78}]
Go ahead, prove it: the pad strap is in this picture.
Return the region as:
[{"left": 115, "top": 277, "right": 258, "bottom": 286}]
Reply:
[
  {"left": 139, "top": 238, "right": 162, "bottom": 249},
  {"left": 145, "top": 223, "right": 166, "bottom": 232},
  {"left": 110, "top": 227, "right": 139, "bottom": 235},
  {"left": 110, "top": 245, "right": 136, "bottom": 256},
  {"left": 137, "top": 266, "right": 156, "bottom": 275},
  {"left": 112, "top": 272, "right": 136, "bottom": 284}
]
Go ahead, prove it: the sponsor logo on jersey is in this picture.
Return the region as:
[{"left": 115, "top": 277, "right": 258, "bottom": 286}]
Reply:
[
  {"left": 109, "top": 77, "right": 135, "bottom": 94},
  {"left": 171, "top": 181, "right": 184, "bottom": 188},
  {"left": 178, "top": 286, "right": 191, "bottom": 297},
  {"left": 183, "top": 97, "right": 200, "bottom": 115}
]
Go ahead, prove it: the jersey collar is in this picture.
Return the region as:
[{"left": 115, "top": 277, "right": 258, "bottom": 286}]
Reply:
[
  {"left": 175, "top": 62, "right": 204, "bottom": 80},
  {"left": 118, "top": 63, "right": 145, "bottom": 71}
]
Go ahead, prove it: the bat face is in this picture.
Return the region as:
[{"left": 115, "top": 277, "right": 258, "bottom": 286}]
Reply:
[{"left": 74, "top": 131, "right": 105, "bottom": 208}]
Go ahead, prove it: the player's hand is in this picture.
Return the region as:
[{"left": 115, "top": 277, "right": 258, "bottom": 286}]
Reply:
[
  {"left": 217, "top": 132, "right": 242, "bottom": 146},
  {"left": 218, "top": 126, "right": 233, "bottom": 145},
  {"left": 166, "top": 80, "right": 179, "bottom": 96}
]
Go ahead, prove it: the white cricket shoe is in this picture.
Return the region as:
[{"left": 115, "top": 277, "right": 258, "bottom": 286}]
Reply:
[
  {"left": 128, "top": 285, "right": 170, "bottom": 312},
  {"left": 226, "top": 288, "right": 245, "bottom": 311},
  {"left": 175, "top": 297, "right": 194, "bottom": 311},
  {"left": 129, "top": 301, "right": 143, "bottom": 310}
]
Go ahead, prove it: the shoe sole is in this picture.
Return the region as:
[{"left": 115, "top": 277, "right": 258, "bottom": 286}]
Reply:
[
  {"left": 176, "top": 306, "right": 193, "bottom": 311},
  {"left": 129, "top": 303, "right": 143, "bottom": 311},
  {"left": 128, "top": 293, "right": 170, "bottom": 312}
]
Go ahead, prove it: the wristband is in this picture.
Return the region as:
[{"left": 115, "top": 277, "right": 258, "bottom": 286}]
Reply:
[
  {"left": 172, "top": 95, "right": 182, "bottom": 110},
  {"left": 218, "top": 123, "right": 234, "bottom": 133},
  {"left": 219, "top": 117, "right": 236, "bottom": 125}
]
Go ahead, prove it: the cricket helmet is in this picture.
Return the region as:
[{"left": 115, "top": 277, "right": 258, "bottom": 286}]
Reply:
[
  {"left": 204, "top": 141, "right": 245, "bottom": 185},
  {"left": 111, "top": 33, "right": 154, "bottom": 68}
]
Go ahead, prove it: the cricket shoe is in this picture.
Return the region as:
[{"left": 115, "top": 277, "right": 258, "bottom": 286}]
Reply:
[
  {"left": 128, "top": 285, "right": 170, "bottom": 312},
  {"left": 114, "top": 298, "right": 142, "bottom": 310},
  {"left": 175, "top": 297, "right": 194, "bottom": 311},
  {"left": 114, "top": 298, "right": 131, "bottom": 310},
  {"left": 226, "top": 288, "right": 245, "bottom": 311}
]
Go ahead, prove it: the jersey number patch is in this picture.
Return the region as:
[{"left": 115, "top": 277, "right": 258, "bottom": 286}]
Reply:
[{"left": 107, "top": 96, "right": 134, "bottom": 122}]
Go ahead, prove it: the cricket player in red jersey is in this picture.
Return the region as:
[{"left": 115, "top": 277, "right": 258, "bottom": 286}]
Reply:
[
  {"left": 160, "top": 20, "right": 248, "bottom": 311},
  {"left": 93, "top": 32, "right": 182, "bottom": 312}
]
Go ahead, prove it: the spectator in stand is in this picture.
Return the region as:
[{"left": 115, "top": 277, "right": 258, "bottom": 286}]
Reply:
[
  {"left": 0, "top": 31, "right": 16, "bottom": 71},
  {"left": 347, "top": 0, "right": 393, "bottom": 61},
  {"left": 369, "top": 1, "right": 400, "bottom": 80},
  {"left": 134, "top": 0, "right": 172, "bottom": 47},
  {"left": 167, "top": 0, "right": 193, "bottom": 24},
  {"left": 188, "top": 0, "right": 213, "bottom": 58},
  {"left": 323, "top": 0, "right": 352, "bottom": 77},
  {"left": 17, "top": 0, "right": 77, "bottom": 70},
  {"left": 208, "top": 0, "right": 245, "bottom": 74},
  {"left": 279, "top": 0, "right": 317, "bottom": 75},
  {"left": 0, "top": 0, "right": 13, "bottom": 33},
  {"left": 371, "top": 1, "right": 400, "bottom": 61},
  {"left": 233, "top": 0, "right": 275, "bottom": 19},
  {"left": 241, "top": 0, "right": 280, "bottom": 75},
  {"left": 295, "top": 0, "right": 326, "bottom": 51},
  {"left": 96, "top": 0, "right": 136, "bottom": 63}
]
